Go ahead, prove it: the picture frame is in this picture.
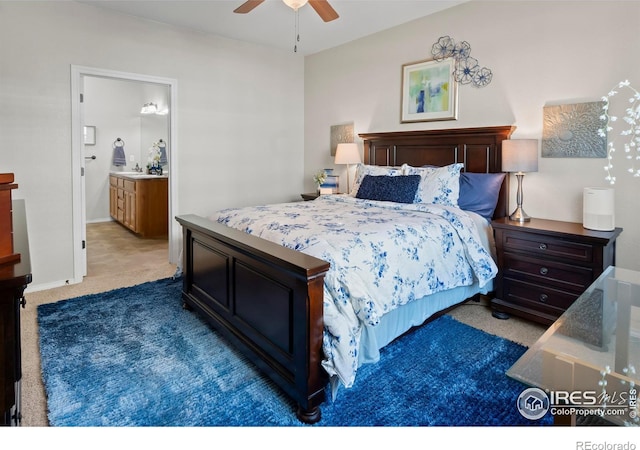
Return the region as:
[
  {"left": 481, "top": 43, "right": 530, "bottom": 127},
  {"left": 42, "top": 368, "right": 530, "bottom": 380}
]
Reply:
[
  {"left": 401, "top": 58, "right": 458, "bottom": 123},
  {"left": 330, "top": 122, "right": 354, "bottom": 157},
  {"left": 84, "top": 125, "right": 96, "bottom": 145}
]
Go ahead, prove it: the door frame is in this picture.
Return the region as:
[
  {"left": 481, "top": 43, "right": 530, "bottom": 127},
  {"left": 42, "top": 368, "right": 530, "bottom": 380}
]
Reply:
[{"left": 70, "top": 65, "right": 179, "bottom": 282}]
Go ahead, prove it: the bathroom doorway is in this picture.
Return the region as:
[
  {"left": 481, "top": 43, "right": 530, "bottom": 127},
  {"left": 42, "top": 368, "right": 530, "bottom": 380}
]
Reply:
[
  {"left": 83, "top": 76, "right": 169, "bottom": 224},
  {"left": 71, "top": 66, "right": 179, "bottom": 282}
]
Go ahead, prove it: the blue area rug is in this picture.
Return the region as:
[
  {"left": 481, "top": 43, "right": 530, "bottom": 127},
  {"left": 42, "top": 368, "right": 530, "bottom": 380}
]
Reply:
[{"left": 37, "top": 277, "right": 552, "bottom": 426}]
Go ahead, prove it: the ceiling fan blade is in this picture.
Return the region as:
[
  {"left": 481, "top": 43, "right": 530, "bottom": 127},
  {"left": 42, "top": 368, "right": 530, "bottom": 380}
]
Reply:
[
  {"left": 309, "top": 0, "right": 339, "bottom": 22},
  {"left": 233, "top": 0, "right": 265, "bottom": 14}
]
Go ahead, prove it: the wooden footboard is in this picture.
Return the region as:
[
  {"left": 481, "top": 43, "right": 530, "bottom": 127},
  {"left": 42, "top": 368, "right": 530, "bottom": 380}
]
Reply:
[{"left": 175, "top": 214, "right": 330, "bottom": 424}]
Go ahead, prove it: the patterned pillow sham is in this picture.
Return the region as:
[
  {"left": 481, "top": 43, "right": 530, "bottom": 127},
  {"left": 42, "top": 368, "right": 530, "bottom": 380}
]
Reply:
[
  {"left": 349, "top": 163, "right": 403, "bottom": 196},
  {"left": 355, "top": 174, "right": 421, "bottom": 203},
  {"left": 401, "top": 163, "right": 464, "bottom": 206}
]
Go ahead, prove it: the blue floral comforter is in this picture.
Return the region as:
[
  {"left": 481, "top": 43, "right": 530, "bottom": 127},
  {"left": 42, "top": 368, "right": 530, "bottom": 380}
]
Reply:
[{"left": 212, "top": 195, "right": 497, "bottom": 388}]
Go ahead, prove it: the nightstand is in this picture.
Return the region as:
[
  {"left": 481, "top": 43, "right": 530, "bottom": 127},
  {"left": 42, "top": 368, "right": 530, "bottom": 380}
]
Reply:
[
  {"left": 491, "top": 217, "right": 622, "bottom": 326},
  {"left": 300, "top": 193, "right": 319, "bottom": 201}
]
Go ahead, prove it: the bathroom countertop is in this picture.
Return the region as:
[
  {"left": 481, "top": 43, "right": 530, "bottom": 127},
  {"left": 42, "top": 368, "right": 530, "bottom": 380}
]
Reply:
[{"left": 110, "top": 171, "right": 169, "bottom": 180}]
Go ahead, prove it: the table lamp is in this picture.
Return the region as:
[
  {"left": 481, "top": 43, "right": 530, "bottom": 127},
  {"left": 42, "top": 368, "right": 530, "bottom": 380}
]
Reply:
[
  {"left": 502, "top": 139, "right": 539, "bottom": 222},
  {"left": 334, "top": 143, "right": 361, "bottom": 194}
]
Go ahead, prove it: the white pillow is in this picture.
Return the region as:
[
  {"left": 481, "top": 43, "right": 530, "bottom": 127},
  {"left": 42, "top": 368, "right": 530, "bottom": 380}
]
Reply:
[
  {"left": 350, "top": 164, "right": 403, "bottom": 196},
  {"left": 401, "top": 163, "right": 464, "bottom": 206}
]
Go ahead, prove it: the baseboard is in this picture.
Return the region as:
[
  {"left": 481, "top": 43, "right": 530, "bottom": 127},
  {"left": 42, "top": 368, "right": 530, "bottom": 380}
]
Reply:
[{"left": 25, "top": 277, "right": 82, "bottom": 294}]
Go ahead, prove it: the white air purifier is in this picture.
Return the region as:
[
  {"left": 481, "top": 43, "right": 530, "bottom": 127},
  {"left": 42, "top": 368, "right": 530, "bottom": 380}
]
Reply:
[{"left": 583, "top": 187, "right": 615, "bottom": 231}]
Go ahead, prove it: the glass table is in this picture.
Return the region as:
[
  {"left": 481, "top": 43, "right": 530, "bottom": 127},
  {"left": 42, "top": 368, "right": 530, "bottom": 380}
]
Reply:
[{"left": 507, "top": 265, "right": 639, "bottom": 426}]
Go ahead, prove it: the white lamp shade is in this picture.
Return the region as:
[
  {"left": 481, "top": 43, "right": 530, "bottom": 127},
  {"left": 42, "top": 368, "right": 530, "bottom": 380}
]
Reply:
[
  {"left": 334, "top": 143, "right": 361, "bottom": 165},
  {"left": 502, "top": 139, "right": 539, "bottom": 173}
]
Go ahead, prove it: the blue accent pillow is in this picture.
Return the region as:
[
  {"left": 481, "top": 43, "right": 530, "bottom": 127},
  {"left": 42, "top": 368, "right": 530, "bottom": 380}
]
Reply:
[
  {"left": 350, "top": 164, "right": 403, "bottom": 196},
  {"left": 356, "top": 175, "right": 421, "bottom": 204},
  {"left": 458, "top": 172, "right": 506, "bottom": 220}
]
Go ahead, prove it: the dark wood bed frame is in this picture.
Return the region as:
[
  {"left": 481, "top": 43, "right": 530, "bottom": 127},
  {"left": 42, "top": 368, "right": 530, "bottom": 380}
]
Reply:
[{"left": 175, "top": 126, "right": 515, "bottom": 424}]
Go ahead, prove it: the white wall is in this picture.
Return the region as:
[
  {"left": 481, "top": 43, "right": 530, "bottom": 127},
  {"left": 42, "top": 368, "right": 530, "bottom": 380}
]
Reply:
[
  {"left": 4, "top": 1, "right": 639, "bottom": 289},
  {"left": 305, "top": 0, "right": 640, "bottom": 271},
  {"left": 0, "top": 2, "right": 305, "bottom": 290}
]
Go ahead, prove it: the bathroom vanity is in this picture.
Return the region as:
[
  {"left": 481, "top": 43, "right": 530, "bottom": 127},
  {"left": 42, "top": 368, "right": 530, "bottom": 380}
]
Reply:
[{"left": 109, "top": 173, "right": 168, "bottom": 238}]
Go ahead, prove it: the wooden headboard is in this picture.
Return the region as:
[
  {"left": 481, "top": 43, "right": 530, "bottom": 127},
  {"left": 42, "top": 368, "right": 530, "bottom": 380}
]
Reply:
[{"left": 359, "top": 126, "right": 515, "bottom": 219}]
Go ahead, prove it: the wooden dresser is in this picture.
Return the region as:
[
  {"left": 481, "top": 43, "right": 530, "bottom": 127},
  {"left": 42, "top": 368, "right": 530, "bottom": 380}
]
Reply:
[
  {"left": 491, "top": 217, "right": 622, "bottom": 326},
  {"left": 109, "top": 174, "right": 168, "bottom": 238},
  {"left": 0, "top": 199, "right": 31, "bottom": 426}
]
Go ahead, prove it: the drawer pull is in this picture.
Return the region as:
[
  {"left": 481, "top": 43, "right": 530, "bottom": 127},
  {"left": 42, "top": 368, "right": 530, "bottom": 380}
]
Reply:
[
  {"left": 539, "top": 267, "right": 549, "bottom": 275},
  {"left": 539, "top": 243, "right": 547, "bottom": 250},
  {"left": 539, "top": 293, "right": 548, "bottom": 303}
]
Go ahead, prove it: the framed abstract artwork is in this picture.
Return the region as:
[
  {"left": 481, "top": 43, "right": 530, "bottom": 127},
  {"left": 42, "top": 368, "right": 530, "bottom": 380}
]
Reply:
[
  {"left": 330, "top": 122, "right": 354, "bottom": 156},
  {"left": 401, "top": 58, "right": 458, "bottom": 123}
]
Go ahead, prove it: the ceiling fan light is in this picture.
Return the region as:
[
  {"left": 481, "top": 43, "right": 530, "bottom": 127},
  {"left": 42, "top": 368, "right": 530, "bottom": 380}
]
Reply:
[{"left": 282, "top": 0, "right": 309, "bottom": 11}]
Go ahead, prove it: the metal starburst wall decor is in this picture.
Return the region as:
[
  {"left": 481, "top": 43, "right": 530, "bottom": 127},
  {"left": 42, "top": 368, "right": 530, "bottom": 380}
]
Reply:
[{"left": 431, "top": 36, "right": 492, "bottom": 88}]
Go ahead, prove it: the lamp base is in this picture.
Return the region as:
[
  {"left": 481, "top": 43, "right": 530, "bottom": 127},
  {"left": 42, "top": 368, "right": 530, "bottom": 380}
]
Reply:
[{"left": 509, "top": 206, "right": 531, "bottom": 222}]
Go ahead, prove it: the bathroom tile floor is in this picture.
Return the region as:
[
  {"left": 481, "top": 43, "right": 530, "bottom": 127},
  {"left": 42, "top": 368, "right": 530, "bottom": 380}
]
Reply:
[{"left": 86, "top": 221, "right": 171, "bottom": 277}]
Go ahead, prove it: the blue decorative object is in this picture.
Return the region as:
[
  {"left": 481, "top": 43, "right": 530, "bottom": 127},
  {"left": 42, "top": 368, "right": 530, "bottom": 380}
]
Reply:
[
  {"left": 356, "top": 174, "right": 421, "bottom": 203},
  {"left": 320, "top": 169, "right": 339, "bottom": 193},
  {"left": 458, "top": 172, "right": 506, "bottom": 220},
  {"left": 431, "top": 36, "right": 493, "bottom": 88},
  {"left": 37, "top": 278, "right": 552, "bottom": 426}
]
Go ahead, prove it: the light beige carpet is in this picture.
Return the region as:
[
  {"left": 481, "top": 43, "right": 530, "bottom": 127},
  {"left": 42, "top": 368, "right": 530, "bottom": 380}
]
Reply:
[{"left": 19, "top": 222, "right": 546, "bottom": 427}]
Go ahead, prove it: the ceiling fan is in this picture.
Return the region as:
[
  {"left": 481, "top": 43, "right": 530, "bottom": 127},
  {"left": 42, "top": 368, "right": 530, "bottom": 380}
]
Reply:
[{"left": 234, "top": 0, "right": 339, "bottom": 23}]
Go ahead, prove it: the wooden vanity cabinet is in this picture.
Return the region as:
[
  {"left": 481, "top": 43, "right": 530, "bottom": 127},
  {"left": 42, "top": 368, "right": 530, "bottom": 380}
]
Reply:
[{"left": 109, "top": 175, "right": 168, "bottom": 238}]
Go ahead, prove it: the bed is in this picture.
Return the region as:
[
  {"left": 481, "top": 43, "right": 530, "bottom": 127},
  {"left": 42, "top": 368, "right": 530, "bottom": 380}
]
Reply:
[{"left": 176, "top": 126, "right": 515, "bottom": 423}]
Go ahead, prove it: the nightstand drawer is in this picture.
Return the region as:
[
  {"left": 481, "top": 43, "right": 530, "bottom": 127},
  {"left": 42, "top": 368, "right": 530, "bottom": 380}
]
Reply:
[
  {"left": 502, "top": 252, "right": 593, "bottom": 293},
  {"left": 491, "top": 217, "right": 622, "bottom": 325},
  {"left": 502, "top": 278, "right": 578, "bottom": 312},
  {"left": 501, "top": 231, "right": 593, "bottom": 264}
]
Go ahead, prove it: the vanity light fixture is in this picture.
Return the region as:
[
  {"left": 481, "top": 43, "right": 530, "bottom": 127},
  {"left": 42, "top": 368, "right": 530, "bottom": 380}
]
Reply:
[
  {"left": 140, "top": 102, "right": 158, "bottom": 115},
  {"left": 140, "top": 102, "right": 169, "bottom": 115}
]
